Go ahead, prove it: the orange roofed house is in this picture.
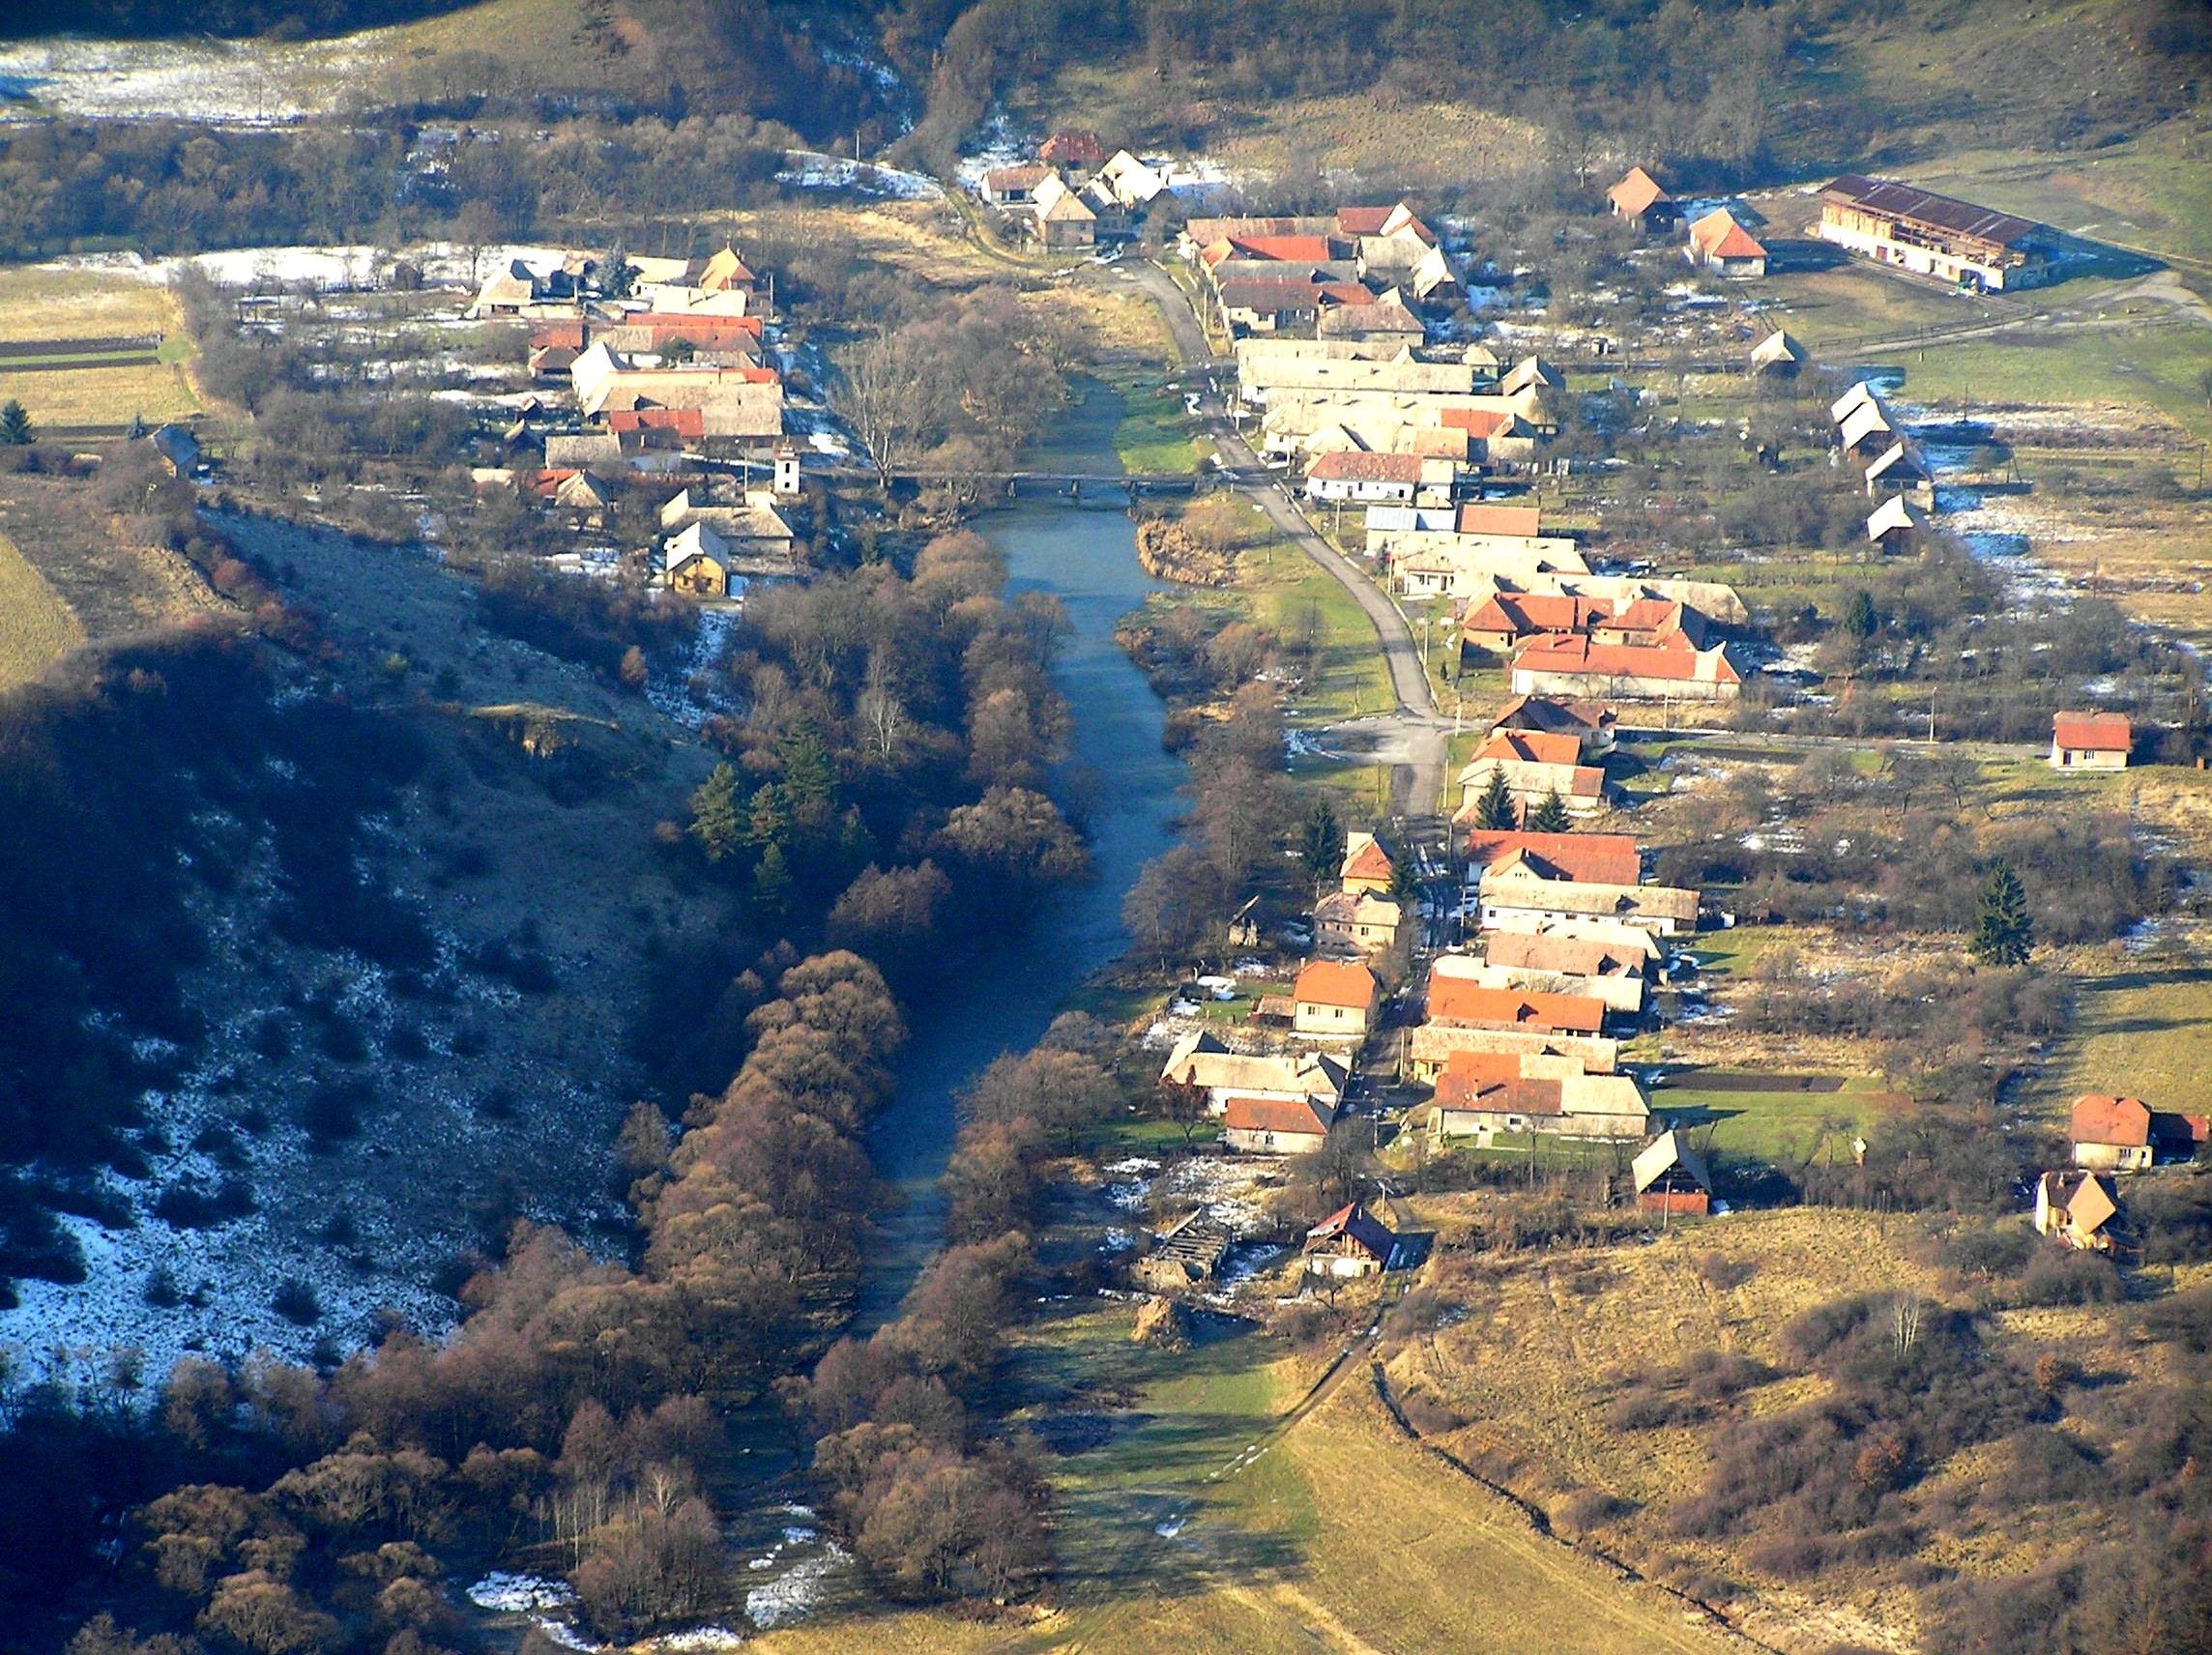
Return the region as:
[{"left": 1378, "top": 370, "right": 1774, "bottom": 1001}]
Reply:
[
  {"left": 1339, "top": 829, "right": 1398, "bottom": 895},
  {"left": 1221, "top": 1094, "right": 1337, "bottom": 1155},
  {"left": 1462, "top": 829, "right": 1641, "bottom": 887},
  {"left": 1293, "top": 959, "right": 1381, "bottom": 1038},
  {"left": 1606, "top": 165, "right": 1675, "bottom": 230},
  {"left": 2051, "top": 711, "right": 2131, "bottom": 771},
  {"left": 1455, "top": 729, "right": 1608, "bottom": 820},
  {"left": 2071, "top": 1092, "right": 2207, "bottom": 1173},
  {"left": 1510, "top": 632, "right": 1743, "bottom": 702},
  {"left": 1425, "top": 973, "right": 1608, "bottom": 1035},
  {"left": 1686, "top": 208, "right": 1767, "bottom": 278}
]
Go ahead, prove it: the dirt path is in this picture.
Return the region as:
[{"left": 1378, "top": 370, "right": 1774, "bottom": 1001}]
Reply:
[{"left": 1109, "top": 258, "right": 1454, "bottom": 815}]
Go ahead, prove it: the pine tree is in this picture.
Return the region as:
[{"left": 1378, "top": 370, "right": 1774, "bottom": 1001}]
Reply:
[
  {"left": 1842, "top": 588, "right": 1877, "bottom": 640},
  {"left": 0, "top": 401, "right": 33, "bottom": 446},
  {"left": 1388, "top": 852, "right": 1420, "bottom": 908},
  {"left": 746, "top": 781, "right": 792, "bottom": 851},
  {"left": 1472, "top": 765, "right": 1516, "bottom": 831},
  {"left": 1970, "top": 859, "right": 2033, "bottom": 966},
  {"left": 753, "top": 842, "right": 796, "bottom": 916},
  {"left": 1298, "top": 798, "right": 1342, "bottom": 894},
  {"left": 687, "top": 762, "right": 742, "bottom": 862},
  {"left": 776, "top": 718, "right": 835, "bottom": 827},
  {"left": 1528, "top": 787, "right": 1571, "bottom": 834}
]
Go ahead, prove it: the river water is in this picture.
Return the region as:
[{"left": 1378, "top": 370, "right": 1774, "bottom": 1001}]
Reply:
[{"left": 851, "top": 382, "right": 1185, "bottom": 1328}]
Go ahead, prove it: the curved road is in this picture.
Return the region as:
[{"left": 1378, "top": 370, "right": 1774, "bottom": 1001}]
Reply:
[{"left": 1107, "top": 259, "right": 1455, "bottom": 818}]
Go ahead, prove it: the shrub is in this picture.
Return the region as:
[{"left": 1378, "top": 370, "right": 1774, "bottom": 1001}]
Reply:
[{"left": 272, "top": 1278, "right": 321, "bottom": 1325}]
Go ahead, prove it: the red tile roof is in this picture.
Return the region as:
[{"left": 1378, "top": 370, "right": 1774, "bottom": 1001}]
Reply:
[
  {"left": 1304, "top": 1201, "right": 1399, "bottom": 1260},
  {"left": 530, "top": 321, "right": 587, "bottom": 350},
  {"left": 2071, "top": 1093, "right": 2151, "bottom": 1147},
  {"left": 1484, "top": 931, "right": 1645, "bottom": 977},
  {"left": 1295, "top": 959, "right": 1379, "bottom": 1009},
  {"left": 1463, "top": 830, "right": 1641, "bottom": 886},
  {"left": 607, "top": 407, "right": 706, "bottom": 437},
  {"left": 1039, "top": 131, "right": 1107, "bottom": 165},
  {"left": 1222, "top": 1094, "right": 1334, "bottom": 1138},
  {"left": 2053, "top": 711, "right": 2131, "bottom": 753},
  {"left": 1226, "top": 234, "right": 1340, "bottom": 263},
  {"left": 1456, "top": 503, "right": 1543, "bottom": 537},
  {"left": 1475, "top": 729, "right": 1586, "bottom": 767},
  {"left": 1435, "top": 1072, "right": 1565, "bottom": 1116},
  {"left": 1464, "top": 594, "right": 1606, "bottom": 638},
  {"left": 984, "top": 163, "right": 1052, "bottom": 191},
  {"left": 1608, "top": 166, "right": 1671, "bottom": 216},
  {"left": 1441, "top": 408, "right": 1516, "bottom": 439},
  {"left": 1309, "top": 450, "right": 1425, "bottom": 483},
  {"left": 1342, "top": 837, "right": 1396, "bottom": 883},
  {"left": 1689, "top": 208, "right": 1767, "bottom": 261},
  {"left": 1426, "top": 977, "right": 1606, "bottom": 1033},
  {"left": 1513, "top": 632, "right": 1741, "bottom": 684}
]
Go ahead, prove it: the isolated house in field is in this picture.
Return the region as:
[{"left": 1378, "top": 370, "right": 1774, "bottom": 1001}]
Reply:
[
  {"left": 1866, "top": 493, "right": 1932, "bottom": 554},
  {"left": 1293, "top": 959, "right": 1381, "bottom": 1038},
  {"left": 1456, "top": 730, "right": 1608, "bottom": 820},
  {"left": 1818, "top": 174, "right": 2050, "bottom": 292},
  {"left": 1158, "top": 1031, "right": 1349, "bottom": 1115},
  {"left": 1686, "top": 209, "right": 1767, "bottom": 278},
  {"left": 1315, "top": 889, "right": 1404, "bottom": 958},
  {"left": 1606, "top": 165, "right": 1675, "bottom": 231},
  {"left": 149, "top": 423, "right": 202, "bottom": 479},
  {"left": 2034, "top": 1170, "right": 2118, "bottom": 1252},
  {"left": 982, "top": 163, "right": 1051, "bottom": 205},
  {"left": 1221, "top": 1093, "right": 1337, "bottom": 1155},
  {"left": 1634, "top": 1130, "right": 1714, "bottom": 1216},
  {"left": 2052, "top": 711, "right": 2131, "bottom": 771},
  {"left": 2072, "top": 1093, "right": 2154, "bottom": 1172},
  {"left": 1750, "top": 329, "right": 1805, "bottom": 376},
  {"left": 1303, "top": 1202, "right": 1403, "bottom": 1276},
  {"left": 1340, "top": 830, "right": 1399, "bottom": 895}
]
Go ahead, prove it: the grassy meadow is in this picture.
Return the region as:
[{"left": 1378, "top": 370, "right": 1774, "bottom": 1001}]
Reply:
[{"left": 0, "top": 530, "right": 86, "bottom": 688}]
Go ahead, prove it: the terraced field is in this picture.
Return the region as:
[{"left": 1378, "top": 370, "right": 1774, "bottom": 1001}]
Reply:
[{"left": 0, "top": 527, "right": 84, "bottom": 687}]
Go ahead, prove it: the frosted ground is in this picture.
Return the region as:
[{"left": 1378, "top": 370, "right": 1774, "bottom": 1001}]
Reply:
[{"left": 0, "top": 33, "right": 401, "bottom": 125}]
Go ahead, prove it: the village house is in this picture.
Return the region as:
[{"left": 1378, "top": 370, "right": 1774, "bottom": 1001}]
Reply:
[
  {"left": 542, "top": 432, "right": 626, "bottom": 472},
  {"left": 1818, "top": 174, "right": 2050, "bottom": 292},
  {"left": 1404, "top": 1021, "right": 1620, "bottom": 1083},
  {"left": 2070, "top": 1091, "right": 2206, "bottom": 1171},
  {"left": 1457, "top": 932, "right": 1648, "bottom": 1014},
  {"left": 1039, "top": 130, "right": 1108, "bottom": 169},
  {"left": 656, "top": 488, "right": 797, "bottom": 577},
  {"left": 1489, "top": 694, "right": 1616, "bottom": 758},
  {"left": 1510, "top": 632, "right": 1743, "bottom": 702},
  {"left": 1428, "top": 1049, "right": 1650, "bottom": 1141},
  {"left": 1831, "top": 378, "right": 1881, "bottom": 424},
  {"left": 1031, "top": 174, "right": 1099, "bottom": 248},
  {"left": 1837, "top": 397, "right": 1899, "bottom": 461},
  {"left": 1750, "top": 329, "right": 1806, "bottom": 377},
  {"left": 1315, "top": 889, "right": 1405, "bottom": 959},
  {"left": 1304, "top": 450, "right": 1436, "bottom": 504},
  {"left": 694, "top": 244, "right": 757, "bottom": 293},
  {"left": 1460, "top": 590, "right": 1705, "bottom": 659},
  {"left": 982, "top": 163, "right": 1052, "bottom": 205},
  {"left": 149, "top": 423, "right": 203, "bottom": 479},
  {"left": 1159, "top": 1031, "right": 1349, "bottom": 1115},
  {"left": 1425, "top": 973, "right": 1609, "bottom": 1036},
  {"left": 1303, "top": 1203, "right": 1405, "bottom": 1276},
  {"left": 1475, "top": 863, "right": 1700, "bottom": 938},
  {"left": 1606, "top": 165, "right": 1675, "bottom": 231},
  {"left": 1293, "top": 959, "right": 1381, "bottom": 1038},
  {"left": 1340, "top": 829, "right": 1399, "bottom": 895},
  {"left": 1221, "top": 1093, "right": 1338, "bottom": 1155},
  {"left": 2034, "top": 1170, "right": 2120, "bottom": 1252},
  {"left": 1464, "top": 828, "right": 1641, "bottom": 886},
  {"left": 664, "top": 521, "right": 738, "bottom": 599},
  {"left": 1091, "top": 149, "right": 1166, "bottom": 208},
  {"left": 1455, "top": 730, "right": 1608, "bottom": 820},
  {"left": 1490, "top": 915, "right": 1662, "bottom": 963},
  {"left": 1864, "top": 439, "right": 1935, "bottom": 508},
  {"left": 1685, "top": 208, "right": 1768, "bottom": 278},
  {"left": 1320, "top": 290, "right": 1427, "bottom": 342},
  {"left": 1634, "top": 1130, "right": 1714, "bottom": 1216},
  {"left": 2052, "top": 711, "right": 2131, "bottom": 770},
  {"left": 570, "top": 341, "right": 784, "bottom": 439},
  {"left": 1866, "top": 493, "right": 1932, "bottom": 554}
]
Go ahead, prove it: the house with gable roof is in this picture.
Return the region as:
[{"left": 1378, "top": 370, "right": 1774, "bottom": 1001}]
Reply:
[
  {"left": 1606, "top": 165, "right": 1674, "bottom": 230},
  {"left": 2052, "top": 711, "right": 2131, "bottom": 771},
  {"left": 1686, "top": 208, "right": 1767, "bottom": 277}
]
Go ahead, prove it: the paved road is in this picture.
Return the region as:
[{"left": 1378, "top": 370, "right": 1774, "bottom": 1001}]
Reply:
[{"left": 1109, "top": 259, "right": 1455, "bottom": 816}]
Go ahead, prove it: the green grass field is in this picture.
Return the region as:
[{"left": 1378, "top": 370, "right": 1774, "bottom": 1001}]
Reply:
[
  {"left": 0, "top": 530, "right": 86, "bottom": 688},
  {"left": 1112, "top": 380, "right": 1208, "bottom": 477},
  {"left": 1657, "top": 1075, "right": 1902, "bottom": 1163}
]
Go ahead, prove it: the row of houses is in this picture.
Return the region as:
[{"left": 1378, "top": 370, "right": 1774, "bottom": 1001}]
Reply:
[
  {"left": 1269, "top": 349, "right": 1561, "bottom": 475},
  {"left": 1181, "top": 201, "right": 1460, "bottom": 339},
  {"left": 1831, "top": 379, "right": 1934, "bottom": 508}
]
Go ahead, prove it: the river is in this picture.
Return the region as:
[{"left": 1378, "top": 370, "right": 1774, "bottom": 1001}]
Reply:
[{"left": 851, "top": 381, "right": 1186, "bottom": 1328}]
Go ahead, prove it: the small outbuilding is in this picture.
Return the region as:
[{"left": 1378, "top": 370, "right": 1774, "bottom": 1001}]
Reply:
[
  {"left": 1633, "top": 1129, "right": 1713, "bottom": 1217},
  {"left": 1749, "top": 329, "right": 1805, "bottom": 377},
  {"left": 2051, "top": 711, "right": 2131, "bottom": 771},
  {"left": 1606, "top": 165, "right": 1675, "bottom": 231},
  {"left": 1865, "top": 493, "right": 1931, "bottom": 554},
  {"left": 1302, "top": 1202, "right": 1404, "bottom": 1277}
]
